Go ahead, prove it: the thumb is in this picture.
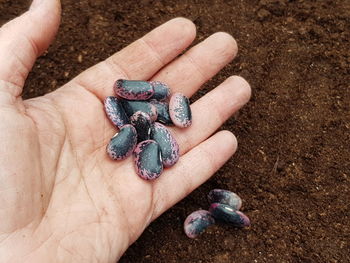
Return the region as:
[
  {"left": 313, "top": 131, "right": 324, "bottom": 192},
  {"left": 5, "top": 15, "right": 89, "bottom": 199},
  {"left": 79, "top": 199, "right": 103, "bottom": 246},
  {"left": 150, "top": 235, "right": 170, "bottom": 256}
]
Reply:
[{"left": 0, "top": 0, "right": 61, "bottom": 94}]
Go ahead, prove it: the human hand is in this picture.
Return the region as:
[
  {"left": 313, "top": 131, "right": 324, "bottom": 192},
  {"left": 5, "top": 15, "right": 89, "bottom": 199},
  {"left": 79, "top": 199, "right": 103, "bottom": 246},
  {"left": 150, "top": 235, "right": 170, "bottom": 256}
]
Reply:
[{"left": 0, "top": 0, "right": 251, "bottom": 262}]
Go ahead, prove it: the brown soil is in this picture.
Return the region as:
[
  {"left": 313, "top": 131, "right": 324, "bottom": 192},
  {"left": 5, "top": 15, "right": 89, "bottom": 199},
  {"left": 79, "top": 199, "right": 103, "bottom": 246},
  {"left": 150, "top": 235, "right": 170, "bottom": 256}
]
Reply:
[{"left": 1, "top": 0, "right": 349, "bottom": 262}]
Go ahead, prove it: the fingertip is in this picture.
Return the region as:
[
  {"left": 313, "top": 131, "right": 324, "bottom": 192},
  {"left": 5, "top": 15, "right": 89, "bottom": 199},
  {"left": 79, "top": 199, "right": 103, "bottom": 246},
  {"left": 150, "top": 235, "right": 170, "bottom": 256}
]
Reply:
[
  {"left": 35, "top": 0, "right": 61, "bottom": 21},
  {"left": 143, "top": 17, "right": 197, "bottom": 59},
  {"left": 147, "top": 17, "right": 197, "bottom": 41},
  {"left": 169, "top": 17, "right": 197, "bottom": 40},
  {"left": 208, "top": 32, "right": 238, "bottom": 61},
  {"left": 226, "top": 75, "right": 252, "bottom": 106},
  {"left": 30, "top": 0, "right": 61, "bottom": 16},
  {"left": 216, "top": 130, "right": 238, "bottom": 155},
  {"left": 28, "top": 0, "right": 61, "bottom": 54},
  {"left": 161, "top": 17, "right": 197, "bottom": 49},
  {"left": 233, "top": 75, "right": 252, "bottom": 105},
  {"left": 4, "top": 0, "right": 61, "bottom": 32},
  {"left": 30, "top": 0, "right": 42, "bottom": 10},
  {"left": 0, "top": 0, "right": 61, "bottom": 87}
]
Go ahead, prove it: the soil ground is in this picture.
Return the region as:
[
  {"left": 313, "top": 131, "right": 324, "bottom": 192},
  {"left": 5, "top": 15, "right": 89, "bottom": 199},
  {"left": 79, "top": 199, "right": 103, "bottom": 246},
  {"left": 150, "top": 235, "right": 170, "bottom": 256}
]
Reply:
[{"left": 1, "top": 0, "right": 349, "bottom": 262}]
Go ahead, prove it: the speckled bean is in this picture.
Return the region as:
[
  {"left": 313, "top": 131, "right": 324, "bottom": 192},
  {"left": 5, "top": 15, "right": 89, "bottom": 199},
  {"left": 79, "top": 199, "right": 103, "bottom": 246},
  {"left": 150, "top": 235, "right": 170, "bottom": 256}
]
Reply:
[
  {"left": 209, "top": 203, "right": 250, "bottom": 228},
  {"left": 151, "top": 122, "right": 179, "bottom": 167},
  {"left": 208, "top": 189, "right": 242, "bottom": 210},
  {"left": 106, "top": 124, "right": 137, "bottom": 160},
  {"left": 134, "top": 140, "right": 163, "bottom": 180},
  {"left": 114, "top": 79, "right": 154, "bottom": 100},
  {"left": 169, "top": 93, "right": 192, "bottom": 128},
  {"left": 130, "top": 111, "right": 152, "bottom": 143},
  {"left": 184, "top": 210, "right": 215, "bottom": 239},
  {"left": 149, "top": 81, "right": 170, "bottom": 101},
  {"left": 104, "top": 96, "right": 129, "bottom": 128},
  {"left": 121, "top": 100, "right": 158, "bottom": 122},
  {"left": 150, "top": 100, "right": 173, "bottom": 125}
]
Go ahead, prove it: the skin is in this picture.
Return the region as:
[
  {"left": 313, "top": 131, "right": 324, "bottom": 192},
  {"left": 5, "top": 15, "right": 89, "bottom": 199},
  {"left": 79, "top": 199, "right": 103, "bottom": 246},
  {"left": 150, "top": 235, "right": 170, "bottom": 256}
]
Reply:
[{"left": 0, "top": 0, "right": 251, "bottom": 262}]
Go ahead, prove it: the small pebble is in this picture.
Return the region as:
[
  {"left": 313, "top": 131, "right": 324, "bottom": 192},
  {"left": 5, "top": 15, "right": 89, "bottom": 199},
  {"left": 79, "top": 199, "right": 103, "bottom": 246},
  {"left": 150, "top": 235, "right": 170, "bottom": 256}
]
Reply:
[
  {"left": 209, "top": 203, "right": 250, "bottom": 228},
  {"left": 106, "top": 124, "right": 137, "bottom": 160},
  {"left": 151, "top": 122, "right": 179, "bottom": 167},
  {"left": 130, "top": 111, "right": 152, "bottom": 142},
  {"left": 184, "top": 210, "right": 215, "bottom": 239},
  {"left": 114, "top": 79, "right": 154, "bottom": 100},
  {"left": 121, "top": 100, "right": 158, "bottom": 122},
  {"left": 134, "top": 140, "right": 163, "bottom": 180},
  {"left": 150, "top": 80, "right": 170, "bottom": 101},
  {"left": 169, "top": 93, "right": 192, "bottom": 128},
  {"left": 104, "top": 96, "right": 129, "bottom": 128},
  {"left": 208, "top": 189, "right": 242, "bottom": 210},
  {"left": 150, "top": 100, "right": 173, "bottom": 125}
]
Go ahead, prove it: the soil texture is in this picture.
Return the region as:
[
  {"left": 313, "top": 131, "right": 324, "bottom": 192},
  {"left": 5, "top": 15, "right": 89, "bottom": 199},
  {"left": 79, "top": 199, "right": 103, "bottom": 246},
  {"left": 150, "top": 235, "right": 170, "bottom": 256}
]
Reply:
[{"left": 0, "top": 0, "right": 349, "bottom": 262}]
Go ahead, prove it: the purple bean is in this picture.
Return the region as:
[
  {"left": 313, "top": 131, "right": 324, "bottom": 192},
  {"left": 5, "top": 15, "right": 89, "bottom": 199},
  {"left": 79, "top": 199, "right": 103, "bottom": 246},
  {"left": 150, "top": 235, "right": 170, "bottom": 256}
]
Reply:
[
  {"left": 151, "top": 122, "right": 179, "bottom": 167},
  {"left": 106, "top": 125, "right": 137, "bottom": 160},
  {"left": 134, "top": 140, "right": 163, "bottom": 180},
  {"left": 209, "top": 203, "right": 250, "bottom": 228},
  {"left": 184, "top": 210, "right": 215, "bottom": 238},
  {"left": 104, "top": 96, "right": 129, "bottom": 129},
  {"left": 121, "top": 100, "right": 158, "bottom": 122},
  {"left": 208, "top": 189, "right": 242, "bottom": 210},
  {"left": 149, "top": 81, "right": 170, "bottom": 101},
  {"left": 130, "top": 111, "right": 152, "bottom": 143},
  {"left": 169, "top": 93, "right": 192, "bottom": 128},
  {"left": 114, "top": 79, "right": 154, "bottom": 100},
  {"left": 150, "top": 100, "right": 173, "bottom": 125}
]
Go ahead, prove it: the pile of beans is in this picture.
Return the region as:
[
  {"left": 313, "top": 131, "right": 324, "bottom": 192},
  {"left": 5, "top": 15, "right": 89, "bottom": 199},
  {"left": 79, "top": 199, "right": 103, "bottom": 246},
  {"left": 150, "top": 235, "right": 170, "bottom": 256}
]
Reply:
[
  {"left": 184, "top": 189, "right": 250, "bottom": 238},
  {"left": 104, "top": 79, "right": 192, "bottom": 180}
]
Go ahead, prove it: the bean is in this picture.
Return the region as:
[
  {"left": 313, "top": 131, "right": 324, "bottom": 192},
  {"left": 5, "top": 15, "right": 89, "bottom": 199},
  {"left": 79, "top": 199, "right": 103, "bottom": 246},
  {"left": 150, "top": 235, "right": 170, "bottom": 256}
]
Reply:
[
  {"left": 208, "top": 189, "right": 242, "bottom": 210},
  {"left": 149, "top": 81, "right": 170, "bottom": 101},
  {"left": 121, "top": 100, "right": 158, "bottom": 122},
  {"left": 209, "top": 203, "right": 250, "bottom": 228},
  {"left": 184, "top": 210, "right": 215, "bottom": 238},
  {"left": 104, "top": 96, "right": 129, "bottom": 128},
  {"left": 150, "top": 100, "right": 173, "bottom": 125},
  {"left": 169, "top": 93, "right": 192, "bottom": 128},
  {"left": 134, "top": 140, "right": 163, "bottom": 180},
  {"left": 114, "top": 79, "right": 154, "bottom": 100},
  {"left": 151, "top": 122, "right": 179, "bottom": 167},
  {"left": 130, "top": 111, "right": 152, "bottom": 143},
  {"left": 106, "top": 125, "right": 137, "bottom": 160}
]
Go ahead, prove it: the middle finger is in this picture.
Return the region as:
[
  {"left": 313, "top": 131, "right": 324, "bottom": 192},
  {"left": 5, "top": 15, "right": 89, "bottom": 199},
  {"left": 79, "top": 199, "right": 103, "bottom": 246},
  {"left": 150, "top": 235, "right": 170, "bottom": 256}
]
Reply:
[{"left": 151, "top": 32, "right": 238, "bottom": 97}]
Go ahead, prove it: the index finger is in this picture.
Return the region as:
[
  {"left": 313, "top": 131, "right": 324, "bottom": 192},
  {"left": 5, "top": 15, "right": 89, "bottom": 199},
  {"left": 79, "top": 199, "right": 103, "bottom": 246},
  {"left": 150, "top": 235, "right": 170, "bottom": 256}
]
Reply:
[{"left": 72, "top": 18, "right": 196, "bottom": 100}]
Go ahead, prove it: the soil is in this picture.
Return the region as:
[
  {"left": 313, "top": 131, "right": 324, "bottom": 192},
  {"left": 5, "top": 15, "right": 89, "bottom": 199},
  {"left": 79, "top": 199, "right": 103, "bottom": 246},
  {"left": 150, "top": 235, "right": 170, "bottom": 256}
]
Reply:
[{"left": 1, "top": 0, "right": 349, "bottom": 262}]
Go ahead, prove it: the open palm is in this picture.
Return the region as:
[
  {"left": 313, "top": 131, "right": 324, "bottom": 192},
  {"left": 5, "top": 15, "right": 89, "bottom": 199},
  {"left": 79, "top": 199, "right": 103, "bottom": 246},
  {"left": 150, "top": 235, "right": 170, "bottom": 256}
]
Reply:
[{"left": 0, "top": 1, "right": 250, "bottom": 262}]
